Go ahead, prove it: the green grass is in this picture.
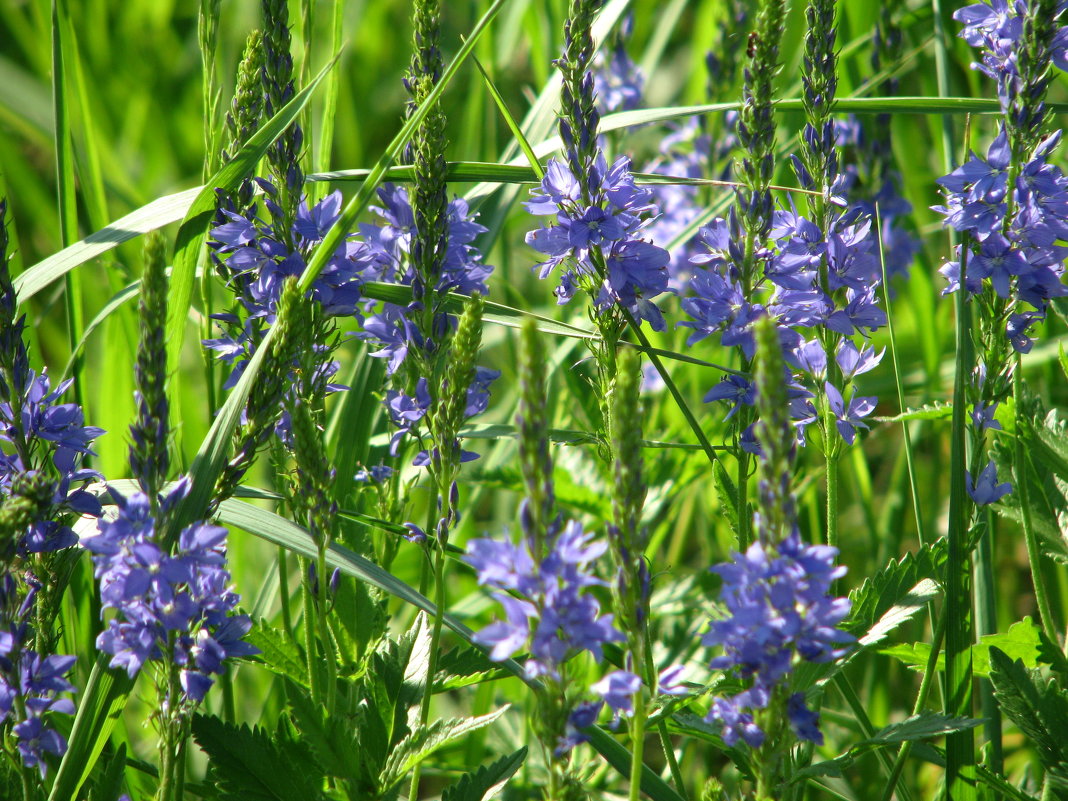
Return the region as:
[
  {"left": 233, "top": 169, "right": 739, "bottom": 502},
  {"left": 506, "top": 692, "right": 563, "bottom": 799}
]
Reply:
[{"left": 2, "top": 0, "right": 1068, "bottom": 798}]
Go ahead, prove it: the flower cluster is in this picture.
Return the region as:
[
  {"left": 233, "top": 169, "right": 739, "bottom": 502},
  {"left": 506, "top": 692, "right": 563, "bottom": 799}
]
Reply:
[
  {"left": 681, "top": 0, "right": 891, "bottom": 449},
  {"left": 935, "top": 127, "right": 1068, "bottom": 349},
  {"left": 956, "top": 0, "right": 1068, "bottom": 124},
  {"left": 525, "top": 154, "right": 670, "bottom": 330},
  {"left": 465, "top": 517, "right": 623, "bottom": 679},
  {"left": 465, "top": 516, "right": 642, "bottom": 750},
  {"left": 358, "top": 184, "right": 493, "bottom": 376},
  {"left": 0, "top": 575, "right": 76, "bottom": 777},
  {"left": 358, "top": 185, "right": 498, "bottom": 471},
  {"left": 208, "top": 187, "right": 378, "bottom": 386},
  {"left": 81, "top": 482, "right": 256, "bottom": 702},
  {"left": 704, "top": 532, "right": 853, "bottom": 746},
  {"left": 0, "top": 371, "right": 104, "bottom": 554},
  {"left": 383, "top": 366, "right": 498, "bottom": 463},
  {"left": 680, "top": 206, "right": 885, "bottom": 447}
]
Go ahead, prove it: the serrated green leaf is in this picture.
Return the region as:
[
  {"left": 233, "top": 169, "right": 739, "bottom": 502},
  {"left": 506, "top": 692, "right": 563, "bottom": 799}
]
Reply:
[
  {"left": 880, "top": 618, "right": 1043, "bottom": 679},
  {"left": 191, "top": 714, "right": 326, "bottom": 801},
  {"left": 859, "top": 579, "right": 939, "bottom": 649},
  {"left": 88, "top": 742, "right": 126, "bottom": 801},
  {"left": 440, "top": 747, "right": 527, "bottom": 801},
  {"left": 797, "top": 715, "right": 982, "bottom": 784},
  {"left": 1033, "top": 408, "right": 1068, "bottom": 477},
  {"left": 434, "top": 645, "right": 509, "bottom": 692},
  {"left": 1038, "top": 630, "right": 1068, "bottom": 675},
  {"left": 859, "top": 713, "right": 982, "bottom": 746},
  {"left": 245, "top": 621, "right": 308, "bottom": 688},
  {"left": 379, "top": 707, "right": 508, "bottom": 792},
  {"left": 402, "top": 612, "right": 433, "bottom": 698},
  {"left": 284, "top": 681, "right": 363, "bottom": 787},
  {"left": 846, "top": 543, "right": 946, "bottom": 638},
  {"left": 989, "top": 647, "right": 1068, "bottom": 769},
  {"left": 873, "top": 402, "right": 954, "bottom": 424}
]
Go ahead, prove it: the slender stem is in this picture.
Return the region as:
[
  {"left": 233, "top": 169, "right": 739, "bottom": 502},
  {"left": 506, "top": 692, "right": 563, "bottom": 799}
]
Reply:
[
  {"left": 175, "top": 735, "right": 187, "bottom": 801},
  {"left": 300, "top": 558, "right": 321, "bottom": 706},
  {"left": 736, "top": 406, "right": 751, "bottom": 550},
  {"left": 620, "top": 309, "right": 721, "bottom": 470},
  {"left": 834, "top": 673, "right": 916, "bottom": 801},
  {"left": 946, "top": 245, "right": 977, "bottom": 801},
  {"left": 408, "top": 544, "right": 447, "bottom": 801},
  {"left": 277, "top": 547, "right": 295, "bottom": 646},
  {"left": 220, "top": 664, "right": 236, "bottom": 724},
  {"left": 157, "top": 654, "right": 183, "bottom": 801},
  {"left": 881, "top": 608, "right": 948, "bottom": 801},
  {"left": 641, "top": 641, "right": 686, "bottom": 796},
  {"left": 825, "top": 450, "right": 839, "bottom": 552},
  {"left": 974, "top": 512, "right": 1002, "bottom": 773},
  {"left": 628, "top": 680, "right": 647, "bottom": 801},
  {"left": 876, "top": 204, "right": 929, "bottom": 545},
  {"left": 1015, "top": 359, "right": 1058, "bottom": 644},
  {"left": 317, "top": 539, "right": 338, "bottom": 713}
]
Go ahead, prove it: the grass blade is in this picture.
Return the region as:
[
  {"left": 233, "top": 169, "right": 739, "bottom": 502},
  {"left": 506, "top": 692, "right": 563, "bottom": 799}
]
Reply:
[{"left": 13, "top": 188, "right": 200, "bottom": 303}]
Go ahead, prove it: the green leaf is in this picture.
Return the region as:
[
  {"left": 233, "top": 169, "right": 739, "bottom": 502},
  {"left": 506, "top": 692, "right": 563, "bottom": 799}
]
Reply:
[
  {"left": 359, "top": 281, "right": 737, "bottom": 372},
  {"left": 88, "top": 742, "right": 127, "bottom": 801},
  {"left": 371, "top": 421, "right": 700, "bottom": 452},
  {"left": 845, "top": 542, "right": 945, "bottom": 638},
  {"left": 471, "top": 55, "right": 544, "bottom": 181},
  {"left": 857, "top": 579, "right": 940, "bottom": 649},
  {"left": 13, "top": 188, "right": 199, "bottom": 304},
  {"left": 311, "top": 161, "right": 736, "bottom": 186},
  {"left": 62, "top": 280, "right": 139, "bottom": 380},
  {"left": 595, "top": 96, "right": 1068, "bottom": 135},
  {"left": 989, "top": 647, "right": 1068, "bottom": 769},
  {"left": 284, "top": 682, "right": 363, "bottom": 787},
  {"left": 215, "top": 499, "right": 485, "bottom": 648},
  {"left": 379, "top": 708, "right": 509, "bottom": 792},
  {"left": 859, "top": 713, "right": 982, "bottom": 746},
  {"left": 796, "top": 715, "right": 982, "bottom": 783},
  {"left": 440, "top": 747, "right": 527, "bottom": 801},
  {"left": 245, "top": 621, "right": 309, "bottom": 688},
  {"left": 47, "top": 657, "right": 134, "bottom": 801},
  {"left": 434, "top": 645, "right": 510, "bottom": 692},
  {"left": 191, "top": 714, "right": 326, "bottom": 801},
  {"left": 873, "top": 402, "right": 954, "bottom": 424},
  {"left": 165, "top": 53, "right": 340, "bottom": 381},
  {"left": 881, "top": 618, "right": 1044, "bottom": 678},
  {"left": 584, "top": 726, "right": 687, "bottom": 801}
]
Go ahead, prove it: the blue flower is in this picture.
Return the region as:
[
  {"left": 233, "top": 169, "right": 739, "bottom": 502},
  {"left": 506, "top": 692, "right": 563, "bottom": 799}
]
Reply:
[
  {"left": 526, "top": 153, "right": 670, "bottom": 329},
  {"left": 465, "top": 519, "right": 622, "bottom": 680},
  {"left": 703, "top": 532, "right": 853, "bottom": 746},
  {"left": 591, "top": 669, "right": 641, "bottom": 724},
  {"left": 81, "top": 485, "right": 256, "bottom": 700},
  {"left": 966, "top": 460, "right": 1013, "bottom": 505},
  {"left": 825, "top": 382, "right": 876, "bottom": 445},
  {"left": 0, "top": 577, "right": 77, "bottom": 777}
]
